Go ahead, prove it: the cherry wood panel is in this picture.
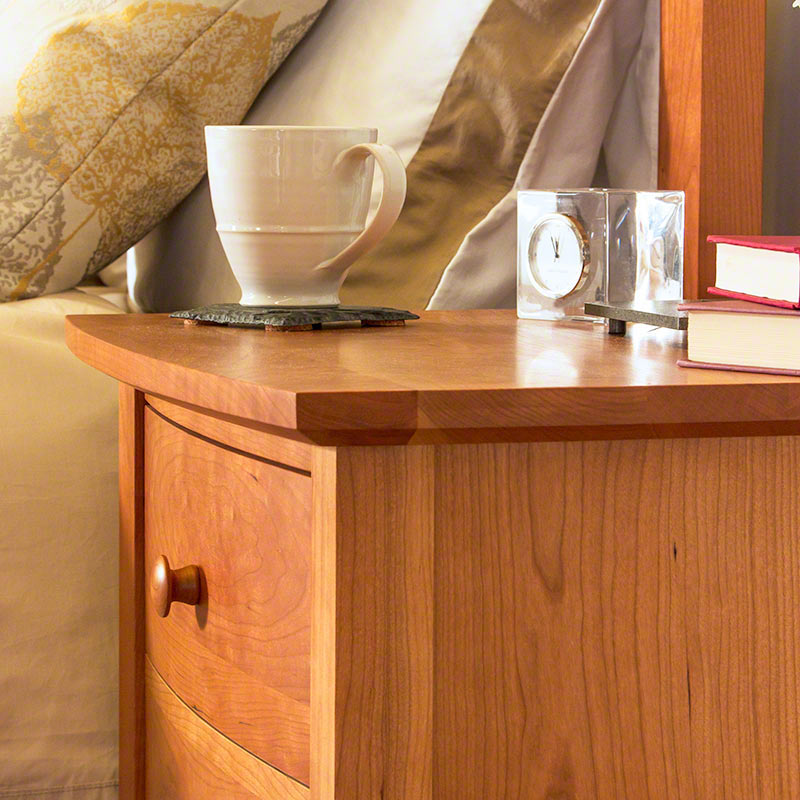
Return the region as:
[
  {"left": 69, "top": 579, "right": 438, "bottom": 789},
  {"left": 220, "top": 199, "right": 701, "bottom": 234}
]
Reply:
[
  {"left": 313, "top": 437, "right": 800, "bottom": 798},
  {"left": 119, "top": 385, "right": 146, "bottom": 800},
  {"left": 659, "top": 0, "right": 765, "bottom": 299},
  {"left": 145, "top": 658, "right": 309, "bottom": 799},
  {"left": 311, "top": 446, "right": 434, "bottom": 800},
  {"left": 66, "top": 312, "right": 800, "bottom": 445},
  {"left": 310, "top": 448, "right": 337, "bottom": 799},
  {"left": 144, "top": 409, "right": 311, "bottom": 783},
  {"left": 431, "top": 437, "right": 800, "bottom": 798},
  {"left": 146, "top": 394, "right": 312, "bottom": 473},
  {"left": 311, "top": 437, "right": 800, "bottom": 800}
]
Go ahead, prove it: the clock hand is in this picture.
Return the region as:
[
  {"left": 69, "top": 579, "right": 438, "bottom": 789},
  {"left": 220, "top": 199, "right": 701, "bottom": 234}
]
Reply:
[
  {"left": 554, "top": 236, "right": 560, "bottom": 259},
  {"left": 550, "top": 234, "right": 558, "bottom": 259}
]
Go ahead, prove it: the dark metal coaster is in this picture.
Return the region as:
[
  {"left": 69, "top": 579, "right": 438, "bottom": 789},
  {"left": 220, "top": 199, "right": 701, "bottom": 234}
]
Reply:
[
  {"left": 584, "top": 300, "right": 688, "bottom": 336},
  {"left": 170, "top": 304, "right": 420, "bottom": 332}
]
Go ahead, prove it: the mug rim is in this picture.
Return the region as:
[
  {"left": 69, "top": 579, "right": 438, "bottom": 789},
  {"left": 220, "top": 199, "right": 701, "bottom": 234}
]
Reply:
[{"left": 205, "top": 124, "right": 377, "bottom": 134}]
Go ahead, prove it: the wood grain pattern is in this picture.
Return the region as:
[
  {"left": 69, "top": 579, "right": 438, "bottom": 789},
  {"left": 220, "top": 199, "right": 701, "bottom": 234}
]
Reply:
[
  {"left": 66, "top": 312, "right": 800, "bottom": 446},
  {"left": 82, "top": 311, "right": 800, "bottom": 799},
  {"left": 431, "top": 437, "right": 800, "bottom": 798},
  {"left": 119, "top": 385, "right": 146, "bottom": 800},
  {"left": 144, "top": 409, "right": 311, "bottom": 783},
  {"left": 146, "top": 394, "right": 312, "bottom": 473},
  {"left": 659, "top": 0, "right": 765, "bottom": 299},
  {"left": 309, "top": 436, "right": 800, "bottom": 798},
  {"left": 145, "top": 658, "right": 309, "bottom": 799},
  {"left": 312, "top": 447, "right": 434, "bottom": 800},
  {"left": 310, "top": 448, "right": 337, "bottom": 799}
]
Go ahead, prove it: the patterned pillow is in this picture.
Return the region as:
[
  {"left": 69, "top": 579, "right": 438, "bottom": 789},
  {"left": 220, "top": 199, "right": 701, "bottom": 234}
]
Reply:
[{"left": 0, "top": 0, "right": 325, "bottom": 302}]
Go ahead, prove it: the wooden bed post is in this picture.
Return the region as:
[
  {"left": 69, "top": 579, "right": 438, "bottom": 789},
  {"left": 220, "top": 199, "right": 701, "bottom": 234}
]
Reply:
[{"left": 659, "top": 0, "right": 765, "bottom": 299}]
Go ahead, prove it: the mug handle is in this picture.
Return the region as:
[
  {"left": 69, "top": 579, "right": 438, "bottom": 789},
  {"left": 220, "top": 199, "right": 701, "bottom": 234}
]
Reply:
[{"left": 314, "top": 143, "right": 407, "bottom": 273}]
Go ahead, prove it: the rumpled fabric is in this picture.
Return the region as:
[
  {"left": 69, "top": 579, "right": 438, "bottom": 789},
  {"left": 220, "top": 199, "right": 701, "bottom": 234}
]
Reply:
[{"left": 0, "top": 290, "right": 124, "bottom": 799}]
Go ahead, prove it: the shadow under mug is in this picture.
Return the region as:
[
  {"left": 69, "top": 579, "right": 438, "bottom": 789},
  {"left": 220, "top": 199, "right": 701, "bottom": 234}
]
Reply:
[{"left": 204, "top": 125, "right": 407, "bottom": 307}]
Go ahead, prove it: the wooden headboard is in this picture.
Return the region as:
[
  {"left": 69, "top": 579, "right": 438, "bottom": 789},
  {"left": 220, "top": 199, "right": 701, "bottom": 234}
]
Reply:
[{"left": 660, "top": 0, "right": 766, "bottom": 299}]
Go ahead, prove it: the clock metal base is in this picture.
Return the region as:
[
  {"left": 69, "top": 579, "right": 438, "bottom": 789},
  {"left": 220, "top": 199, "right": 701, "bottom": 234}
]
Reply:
[{"left": 584, "top": 300, "right": 688, "bottom": 336}]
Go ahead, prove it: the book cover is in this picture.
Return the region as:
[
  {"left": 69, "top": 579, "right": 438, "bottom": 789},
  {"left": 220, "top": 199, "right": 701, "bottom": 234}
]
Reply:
[
  {"left": 707, "top": 285, "right": 800, "bottom": 309},
  {"left": 708, "top": 234, "right": 800, "bottom": 254},
  {"left": 707, "top": 235, "right": 800, "bottom": 309},
  {"left": 678, "top": 298, "right": 800, "bottom": 315},
  {"left": 677, "top": 299, "right": 800, "bottom": 377},
  {"left": 677, "top": 358, "right": 800, "bottom": 377}
]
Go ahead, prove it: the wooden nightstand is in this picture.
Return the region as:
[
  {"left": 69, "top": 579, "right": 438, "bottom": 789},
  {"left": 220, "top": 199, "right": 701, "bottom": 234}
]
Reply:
[{"left": 67, "top": 310, "right": 800, "bottom": 799}]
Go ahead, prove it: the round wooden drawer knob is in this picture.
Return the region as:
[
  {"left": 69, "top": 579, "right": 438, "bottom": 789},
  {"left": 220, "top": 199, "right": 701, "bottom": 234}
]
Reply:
[{"left": 151, "top": 555, "right": 201, "bottom": 618}]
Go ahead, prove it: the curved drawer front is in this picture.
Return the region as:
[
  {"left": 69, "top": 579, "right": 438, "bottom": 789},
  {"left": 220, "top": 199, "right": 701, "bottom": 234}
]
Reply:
[
  {"left": 144, "top": 407, "right": 311, "bottom": 783},
  {"left": 146, "top": 658, "right": 309, "bottom": 799}
]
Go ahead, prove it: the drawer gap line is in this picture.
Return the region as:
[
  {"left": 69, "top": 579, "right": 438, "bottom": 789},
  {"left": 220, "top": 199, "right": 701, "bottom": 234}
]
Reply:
[
  {"left": 146, "top": 655, "right": 310, "bottom": 789},
  {"left": 146, "top": 402, "right": 312, "bottom": 477}
]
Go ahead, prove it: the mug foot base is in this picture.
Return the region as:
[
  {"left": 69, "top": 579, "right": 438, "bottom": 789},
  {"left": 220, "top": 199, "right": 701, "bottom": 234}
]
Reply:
[{"left": 170, "top": 303, "right": 420, "bottom": 331}]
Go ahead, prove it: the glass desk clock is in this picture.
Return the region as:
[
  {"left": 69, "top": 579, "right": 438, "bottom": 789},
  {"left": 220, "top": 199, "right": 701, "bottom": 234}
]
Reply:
[{"left": 517, "top": 189, "right": 684, "bottom": 321}]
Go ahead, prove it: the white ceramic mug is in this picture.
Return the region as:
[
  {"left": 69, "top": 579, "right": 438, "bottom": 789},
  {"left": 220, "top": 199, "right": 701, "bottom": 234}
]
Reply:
[{"left": 204, "top": 125, "right": 407, "bottom": 307}]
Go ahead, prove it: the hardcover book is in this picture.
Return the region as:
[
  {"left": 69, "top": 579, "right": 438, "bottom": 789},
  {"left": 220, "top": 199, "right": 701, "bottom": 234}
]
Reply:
[
  {"left": 707, "top": 235, "right": 800, "bottom": 309},
  {"left": 677, "top": 298, "right": 800, "bottom": 376}
]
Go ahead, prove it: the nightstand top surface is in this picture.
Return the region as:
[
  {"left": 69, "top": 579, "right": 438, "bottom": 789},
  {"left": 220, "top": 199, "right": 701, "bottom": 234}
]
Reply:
[{"left": 66, "top": 310, "right": 800, "bottom": 444}]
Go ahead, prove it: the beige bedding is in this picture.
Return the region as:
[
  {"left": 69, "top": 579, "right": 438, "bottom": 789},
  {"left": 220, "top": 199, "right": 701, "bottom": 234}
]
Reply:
[{"left": 0, "top": 291, "right": 124, "bottom": 800}]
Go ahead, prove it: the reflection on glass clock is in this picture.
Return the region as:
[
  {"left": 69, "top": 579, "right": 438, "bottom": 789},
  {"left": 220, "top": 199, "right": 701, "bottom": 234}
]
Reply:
[{"left": 526, "top": 213, "right": 591, "bottom": 299}]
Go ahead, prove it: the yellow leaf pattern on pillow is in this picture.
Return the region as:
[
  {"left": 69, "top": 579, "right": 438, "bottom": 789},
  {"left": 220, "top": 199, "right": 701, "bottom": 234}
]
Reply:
[
  {"left": 0, "top": 1, "right": 292, "bottom": 300},
  {"left": 15, "top": 3, "right": 223, "bottom": 184}
]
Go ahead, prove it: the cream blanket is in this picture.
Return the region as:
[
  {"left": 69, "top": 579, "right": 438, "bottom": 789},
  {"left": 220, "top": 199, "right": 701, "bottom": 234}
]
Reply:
[{"left": 0, "top": 290, "right": 124, "bottom": 800}]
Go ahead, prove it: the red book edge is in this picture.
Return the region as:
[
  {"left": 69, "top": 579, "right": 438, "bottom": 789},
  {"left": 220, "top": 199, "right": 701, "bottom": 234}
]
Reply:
[
  {"left": 677, "top": 359, "right": 800, "bottom": 378},
  {"left": 678, "top": 298, "right": 800, "bottom": 316},
  {"left": 707, "top": 286, "right": 800, "bottom": 309},
  {"left": 708, "top": 234, "right": 800, "bottom": 255}
]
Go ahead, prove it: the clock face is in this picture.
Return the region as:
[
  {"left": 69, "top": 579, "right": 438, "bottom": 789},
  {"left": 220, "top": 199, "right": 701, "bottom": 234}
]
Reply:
[{"left": 527, "top": 213, "right": 590, "bottom": 299}]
